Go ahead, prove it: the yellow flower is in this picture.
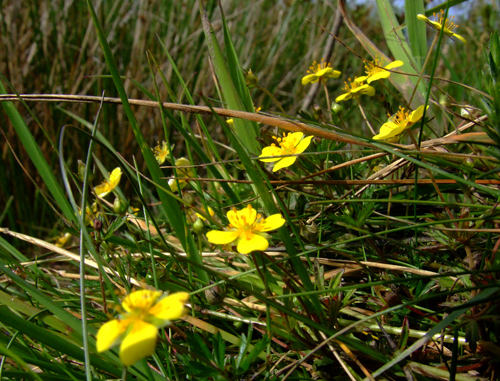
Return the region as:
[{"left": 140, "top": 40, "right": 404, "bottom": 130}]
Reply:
[
  {"left": 335, "top": 78, "right": 375, "bottom": 103},
  {"left": 206, "top": 204, "right": 285, "bottom": 254},
  {"left": 168, "top": 157, "right": 195, "bottom": 193},
  {"left": 373, "top": 105, "right": 428, "bottom": 141},
  {"left": 152, "top": 141, "right": 172, "bottom": 165},
  {"left": 55, "top": 232, "right": 72, "bottom": 248},
  {"left": 196, "top": 206, "right": 215, "bottom": 221},
  {"left": 94, "top": 168, "right": 122, "bottom": 198},
  {"left": 302, "top": 59, "right": 341, "bottom": 85},
  {"left": 258, "top": 132, "right": 313, "bottom": 172},
  {"left": 355, "top": 59, "right": 403, "bottom": 84},
  {"left": 96, "top": 290, "right": 189, "bottom": 366},
  {"left": 417, "top": 11, "right": 466, "bottom": 43}
]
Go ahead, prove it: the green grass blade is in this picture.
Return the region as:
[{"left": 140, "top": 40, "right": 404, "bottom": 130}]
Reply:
[
  {"left": 405, "top": 0, "right": 427, "bottom": 67},
  {"left": 0, "top": 82, "right": 76, "bottom": 224},
  {"left": 199, "top": 1, "right": 260, "bottom": 154}
]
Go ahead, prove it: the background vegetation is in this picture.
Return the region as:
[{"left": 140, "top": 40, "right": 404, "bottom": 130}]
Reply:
[{"left": 1, "top": 0, "right": 500, "bottom": 379}]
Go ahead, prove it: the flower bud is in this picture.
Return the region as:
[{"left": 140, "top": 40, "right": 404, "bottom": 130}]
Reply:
[
  {"left": 113, "top": 197, "right": 128, "bottom": 214},
  {"left": 439, "top": 94, "right": 451, "bottom": 108},
  {"left": 331, "top": 102, "right": 343, "bottom": 114},
  {"left": 193, "top": 218, "right": 204, "bottom": 234},
  {"left": 204, "top": 282, "right": 226, "bottom": 305},
  {"left": 244, "top": 69, "right": 258, "bottom": 88},
  {"left": 77, "top": 160, "right": 94, "bottom": 182}
]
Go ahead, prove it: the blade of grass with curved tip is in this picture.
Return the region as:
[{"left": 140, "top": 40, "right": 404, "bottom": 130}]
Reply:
[
  {"left": 85, "top": 0, "right": 208, "bottom": 284},
  {"left": 405, "top": 0, "right": 427, "bottom": 68},
  {"left": 199, "top": 1, "right": 260, "bottom": 155},
  {"left": 0, "top": 81, "right": 76, "bottom": 225}
]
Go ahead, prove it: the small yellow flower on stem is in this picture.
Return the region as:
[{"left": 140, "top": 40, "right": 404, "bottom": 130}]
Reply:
[
  {"left": 301, "top": 59, "right": 341, "bottom": 85},
  {"left": 206, "top": 204, "right": 285, "bottom": 254},
  {"left": 152, "top": 141, "right": 172, "bottom": 165},
  {"left": 373, "top": 105, "right": 428, "bottom": 141},
  {"left": 196, "top": 206, "right": 215, "bottom": 221},
  {"left": 417, "top": 10, "right": 466, "bottom": 43},
  {"left": 168, "top": 157, "right": 195, "bottom": 193},
  {"left": 94, "top": 168, "right": 122, "bottom": 198},
  {"left": 258, "top": 132, "right": 313, "bottom": 172},
  {"left": 355, "top": 59, "right": 403, "bottom": 84},
  {"left": 335, "top": 78, "right": 375, "bottom": 103},
  {"left": 96, "top": 290, "right": 189, "bottom": 366}
]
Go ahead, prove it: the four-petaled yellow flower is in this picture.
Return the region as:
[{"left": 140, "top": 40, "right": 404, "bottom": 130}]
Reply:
[
  {"left": 206, "top": 204, "right": 285, "bottom": 254},
  {"left": 258, "top": 132, "right": 313, "bottom": 172},
  {"left": 417, "top": 11, "right": 466, "bottom": 43},
  {"left": 153, "top": 141, "right": 172, "bottom": 165},
  {"left": 302, "top": 59, "right": 341, "bottom": 85},
  {"left": 96, "top": 290, "right": 189, "bottom": 366},
  {"left": 373, "top": 105, "right": 428, "bottom": 141},
  {"left": 355, "top": 59, "right": 404, "bottom": 84},
  {"left": 335, "top": 78, "right": 375, "bottom": 103},
  {"left": 94, "top": 168, "right": 122, "bottom": 198}
]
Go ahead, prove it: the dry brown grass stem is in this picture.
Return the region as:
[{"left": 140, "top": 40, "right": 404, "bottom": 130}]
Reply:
[
  {"left": 168, "top": 177, "right": 500, "bottom": 186},
  {"left": 0, "top": 94, "right": 493, "bottom": 149}
]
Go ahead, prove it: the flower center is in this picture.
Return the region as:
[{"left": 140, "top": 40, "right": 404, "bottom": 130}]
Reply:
[
  {"left": 364, "top": 58, "right": 384, "bottom": 75},
  {"left": 435, "top": 10, "right": 459, "bottom": 32},
  {"left": 307, "top": 58, "right": 331, "bottom": 74},
  {"left": 273, "top": 133, "right": 299, "bottom": 154},
  {"left": 122, "top": 290, "right": 161, "bottom": 318},
  {"left": 343, "top": 78, "right": 364, "bottom": 92},
  {"left": 389, "top": 106, "right": 410, "bottom": 126}
]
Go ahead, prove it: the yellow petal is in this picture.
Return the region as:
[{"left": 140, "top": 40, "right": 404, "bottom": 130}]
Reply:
[
  {"left": 119, "top": 320, "right": 158, "bottom": 366},
  {"left": 206, "top": 230, "right": 239, "bottom": 245},
  {"left": 301, "top": 74, "right": 318, "bottom": 85},
  {"left": 260, "top": 214, "right": 286, "bottom": 232},
  {"left": 452, "top": 33, "right": 466, "bottom": 44},
  {"left": 122, "top": 290, "right": 162, "bottom": 313},
  {"left": 373, "top": 122, "right": 406, "bottom": 140},
  {"left": 272, "top": 156, "right": 297, "bottom": 172},
  {"left": 385, "top": 60, "right": 403, "bottom": 70},
  {"left": 109, "top": 168, "right": 122, "bottom": 188},
  {"left": 409, "top": 105, "right": 428, "bottom": 123},
  {"left": 417, "top": 14, "right": 429, "bottom": 22},
  {"left": 335, "top": 92, "right": 352, "bottom": 103},
  {"left": 354, "top": 75, "right": 368, "bottom": 83},
  {"left": 236, "top": 233, "right": 269, "bottom": 254},
  {"left": 96, "top": 319, "right": 129, "bottom": 353},
  {"left": 315, "top": 67, "right": 341, "bottom": 79},
  {"left": 149, "top": 292, "right": 189, "bottom": 322},
  {"left": 294, "top": 135, "right": 313, "bottom": 154},
  {"left": 288, "top": 132, "right": 304, "bottom": 142},
  {"left": 259, "top": 145, "right": 282, "bottom": 162},
  {"left": 238, "top": 204, "right": 257, "bottom": 224},
  {"left": 367, "top": 71, "right": 391, "bottom": 83}
]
